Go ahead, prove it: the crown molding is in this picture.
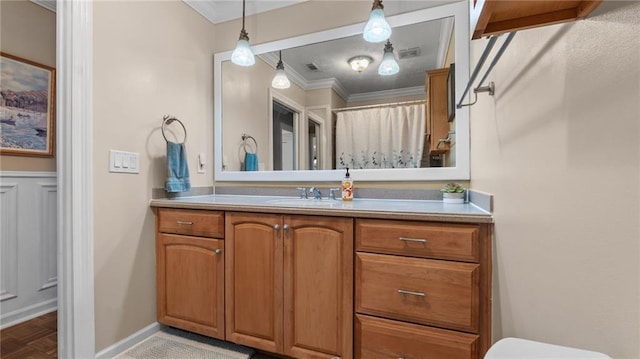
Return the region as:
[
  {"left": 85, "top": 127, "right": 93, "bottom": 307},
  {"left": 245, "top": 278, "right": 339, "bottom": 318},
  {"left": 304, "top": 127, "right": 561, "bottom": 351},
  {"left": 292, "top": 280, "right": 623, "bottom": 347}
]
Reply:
[{"left": 258, "top": 53, "right": 349, "bottom": 101}]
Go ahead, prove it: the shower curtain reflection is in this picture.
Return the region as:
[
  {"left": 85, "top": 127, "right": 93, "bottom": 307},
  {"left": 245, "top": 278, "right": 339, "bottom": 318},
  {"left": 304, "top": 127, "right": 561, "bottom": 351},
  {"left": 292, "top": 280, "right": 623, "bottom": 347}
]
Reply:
[{"left": 335, "top": 104, "right": 425, "bottom": 169}]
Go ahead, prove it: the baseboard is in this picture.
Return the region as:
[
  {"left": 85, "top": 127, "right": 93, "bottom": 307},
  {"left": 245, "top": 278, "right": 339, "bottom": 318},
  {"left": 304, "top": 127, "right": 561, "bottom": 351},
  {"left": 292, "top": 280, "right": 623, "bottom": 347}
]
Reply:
[
  {"left": 95, "top": 321, "right": 163, "bottom": 359},
  {"left": 0, "top": 298, "right": 57, "bottom": 329}
]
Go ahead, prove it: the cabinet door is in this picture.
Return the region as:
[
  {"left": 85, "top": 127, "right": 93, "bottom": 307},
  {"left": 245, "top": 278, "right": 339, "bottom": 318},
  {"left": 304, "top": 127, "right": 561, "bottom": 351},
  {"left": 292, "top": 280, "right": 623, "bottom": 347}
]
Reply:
[
  {"left": 225, "top": 212, "right": 283, "bottom": 353},
  {"left": 283, "top": 216, "right": 353, "bottom": 359},
  {"left": 156, "top": 233, "right": 224, "bottom": 339},
  {"left": 426, "top": 67, "right": 451, "bottom": 155}
]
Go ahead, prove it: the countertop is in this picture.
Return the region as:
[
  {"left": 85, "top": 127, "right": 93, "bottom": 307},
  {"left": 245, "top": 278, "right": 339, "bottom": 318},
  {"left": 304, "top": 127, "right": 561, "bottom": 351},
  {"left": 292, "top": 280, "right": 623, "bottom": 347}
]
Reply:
[{"left": 150, "top": 194, "right": 493, "bottom": 224}]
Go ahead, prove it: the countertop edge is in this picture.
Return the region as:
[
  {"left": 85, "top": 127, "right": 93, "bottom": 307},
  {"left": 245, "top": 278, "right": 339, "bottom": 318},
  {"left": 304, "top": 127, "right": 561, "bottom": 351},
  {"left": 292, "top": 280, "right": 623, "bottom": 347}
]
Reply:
[{"left": 149, "top": 198, "right": 494, "bottom": 224}]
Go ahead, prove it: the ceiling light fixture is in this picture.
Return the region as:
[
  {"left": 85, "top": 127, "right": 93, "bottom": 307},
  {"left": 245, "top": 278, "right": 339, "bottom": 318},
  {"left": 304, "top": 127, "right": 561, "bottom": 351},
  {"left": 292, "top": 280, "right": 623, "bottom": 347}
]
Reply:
[
  {"left": 348, "top": 55, "right": 373, "bottom": 72},
  {"left": 272, "top": 51, "right": 291, "bottom": 89},
  {"left": 378, "top": 40, "right": 399, "bottom": 76},
  {"left": 231, "top": 0, "right": 255, "bottom": 66},
  {"left": 363, "top": 0, "right": 392, "bottom": 43}
]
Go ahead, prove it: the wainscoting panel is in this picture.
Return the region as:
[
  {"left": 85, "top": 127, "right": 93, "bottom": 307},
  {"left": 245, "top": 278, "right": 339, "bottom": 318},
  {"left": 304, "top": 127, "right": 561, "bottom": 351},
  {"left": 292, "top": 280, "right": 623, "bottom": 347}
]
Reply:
[
  {"left": 0, "top": 183, "right": 19, "bottom": 302},
  {"left": 38, "top": 183, "right": 58, "bottom": 291},
  {"left": 0, "top": 172, "right": 57, "bottom": 328}
]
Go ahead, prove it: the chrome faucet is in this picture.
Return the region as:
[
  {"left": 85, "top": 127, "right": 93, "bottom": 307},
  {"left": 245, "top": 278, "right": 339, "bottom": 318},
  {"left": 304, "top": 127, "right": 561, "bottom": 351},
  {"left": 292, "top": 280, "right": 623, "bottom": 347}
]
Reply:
[
  {"left": 296, "top": 187, "right": 308, "bottom": 199},
  {"left": 309, "top": 187, "right": 322, "bottom": 200},
  {"left": 328, "top": 188, "right": 341, "bottom": 200}
]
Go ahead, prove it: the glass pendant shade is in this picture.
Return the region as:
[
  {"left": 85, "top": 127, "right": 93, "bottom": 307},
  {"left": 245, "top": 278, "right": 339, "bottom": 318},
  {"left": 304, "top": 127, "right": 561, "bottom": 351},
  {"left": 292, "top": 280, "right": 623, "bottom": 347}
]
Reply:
[
  {"left": 272, "top": 67, "right": 291, "bottom": 89},
  {"left": 272, "top": 51, "right": 291, "bottom": 89},
  {"left": 363, "top": 8, "right": 392, "bottom": 43},
  {"left": 231, "top": 38, "right": 255, "bottom": 66},
  {"left": 231, "top": 0, "right": 255, "bottom": 67},
  {"left": 378, "top": 42, "right": 399, "bottom": 76}
]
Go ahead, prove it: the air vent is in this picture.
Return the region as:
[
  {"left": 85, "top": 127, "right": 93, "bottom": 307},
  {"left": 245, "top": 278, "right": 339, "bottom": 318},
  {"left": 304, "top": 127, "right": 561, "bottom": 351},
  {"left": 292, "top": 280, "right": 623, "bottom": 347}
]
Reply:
[
  {"left": 305, "top": 62, "right": 321, "bottom": 72},
  {"left": 398, "top": 47, "right": 421, "bottom": 59}
]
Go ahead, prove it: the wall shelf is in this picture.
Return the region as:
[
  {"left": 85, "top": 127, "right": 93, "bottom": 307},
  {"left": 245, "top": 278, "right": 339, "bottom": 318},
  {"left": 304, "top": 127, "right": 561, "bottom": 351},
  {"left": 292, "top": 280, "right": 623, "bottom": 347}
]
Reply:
[{"left": 471, "top": 0, "right": 603, "bottom": 40}]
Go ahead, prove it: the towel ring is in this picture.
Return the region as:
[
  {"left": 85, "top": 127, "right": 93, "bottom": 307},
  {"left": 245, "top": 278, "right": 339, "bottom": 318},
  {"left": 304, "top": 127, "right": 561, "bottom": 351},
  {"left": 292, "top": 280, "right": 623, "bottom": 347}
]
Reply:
[
  {"left": 161, "top": 115, "right": 187, "bottom": 144},
  {"left": 241, "top": 133, "right": 258, "bottom": 153}
]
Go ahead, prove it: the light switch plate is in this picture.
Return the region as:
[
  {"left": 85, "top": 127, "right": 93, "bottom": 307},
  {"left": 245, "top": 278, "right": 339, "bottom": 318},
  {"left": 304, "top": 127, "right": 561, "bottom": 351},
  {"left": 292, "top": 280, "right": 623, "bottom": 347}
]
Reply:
[{"left": 109, "top": 150, "right": 139, "bottom": 173}]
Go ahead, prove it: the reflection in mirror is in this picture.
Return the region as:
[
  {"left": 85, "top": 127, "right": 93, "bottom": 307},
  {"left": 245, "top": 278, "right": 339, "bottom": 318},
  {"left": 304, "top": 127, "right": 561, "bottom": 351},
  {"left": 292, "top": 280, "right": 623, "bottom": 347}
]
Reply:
[
  {"left": 214, "top": 2, "right": 470, "bottom": 182},
  {"left": 272, "top": 101, "right": 297, "bottom": 171}
]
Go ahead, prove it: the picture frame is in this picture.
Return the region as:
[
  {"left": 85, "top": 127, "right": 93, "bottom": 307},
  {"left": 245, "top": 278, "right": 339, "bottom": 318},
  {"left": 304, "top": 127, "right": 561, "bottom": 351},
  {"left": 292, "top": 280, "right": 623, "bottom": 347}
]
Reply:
[{"left": 1, "top": 52, "right": 56, "bottom": 157}]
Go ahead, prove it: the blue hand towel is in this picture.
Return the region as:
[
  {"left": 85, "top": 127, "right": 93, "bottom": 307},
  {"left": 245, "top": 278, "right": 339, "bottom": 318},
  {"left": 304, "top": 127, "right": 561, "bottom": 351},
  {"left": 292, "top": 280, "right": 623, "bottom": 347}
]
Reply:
[
  {"left": 244, "top": 152, "right": 258, "bottom": 171},
  {"left": 165, "top": 141, "right": 191, "bottom": 193}
]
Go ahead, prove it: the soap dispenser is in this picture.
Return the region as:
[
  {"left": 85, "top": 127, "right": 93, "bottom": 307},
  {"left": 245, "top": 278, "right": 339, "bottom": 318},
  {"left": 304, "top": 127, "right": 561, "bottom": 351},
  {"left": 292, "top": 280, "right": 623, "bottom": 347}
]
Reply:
[{"left": 341, "top": 167, "right": 353, "bottom": 201}]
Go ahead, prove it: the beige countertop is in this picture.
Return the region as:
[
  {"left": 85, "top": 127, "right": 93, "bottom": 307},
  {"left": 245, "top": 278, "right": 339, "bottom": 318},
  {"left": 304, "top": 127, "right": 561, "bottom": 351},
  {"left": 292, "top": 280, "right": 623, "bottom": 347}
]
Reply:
[{"left": 150, "top": 194, "right": 493, "bottom": 224}]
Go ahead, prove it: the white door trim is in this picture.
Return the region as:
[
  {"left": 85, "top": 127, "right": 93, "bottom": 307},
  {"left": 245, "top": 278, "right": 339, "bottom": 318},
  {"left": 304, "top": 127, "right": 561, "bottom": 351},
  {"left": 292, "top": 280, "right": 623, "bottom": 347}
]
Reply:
[{"left": 57, "top": 1, "right": 95, "bottom": 358}]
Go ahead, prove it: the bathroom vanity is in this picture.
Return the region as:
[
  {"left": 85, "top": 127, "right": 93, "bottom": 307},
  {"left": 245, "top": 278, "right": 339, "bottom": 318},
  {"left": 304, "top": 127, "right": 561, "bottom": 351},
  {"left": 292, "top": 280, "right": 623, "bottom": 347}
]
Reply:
[{"left": 151, "top": 195, "right": 493, "bottom": 359}]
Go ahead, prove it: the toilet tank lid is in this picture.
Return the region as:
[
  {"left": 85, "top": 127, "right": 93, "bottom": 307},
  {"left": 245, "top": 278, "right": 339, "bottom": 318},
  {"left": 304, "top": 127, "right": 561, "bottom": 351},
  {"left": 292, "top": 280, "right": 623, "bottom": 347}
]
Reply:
[{"left": 484, "top": 338, "right": 611, "bottom": 359}]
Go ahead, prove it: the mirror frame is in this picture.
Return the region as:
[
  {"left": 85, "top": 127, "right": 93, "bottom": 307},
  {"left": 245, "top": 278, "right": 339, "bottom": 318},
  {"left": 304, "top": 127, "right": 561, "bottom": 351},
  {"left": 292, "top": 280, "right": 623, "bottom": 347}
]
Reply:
[{"left": 214, "top": 1, "right": 469, "bottom": 182}]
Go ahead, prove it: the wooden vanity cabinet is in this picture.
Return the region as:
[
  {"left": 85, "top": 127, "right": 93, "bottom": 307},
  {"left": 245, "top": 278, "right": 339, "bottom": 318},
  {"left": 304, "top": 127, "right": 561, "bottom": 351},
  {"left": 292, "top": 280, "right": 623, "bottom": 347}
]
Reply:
[
  {"left": 355, "top": 219, "right": 492, "bottom": 359},
  {"left": 225, "top": 212, "right": 353, "bottom": 359},
  {"left": 471, "top": 0, "right": 602, "bottom": 40},
  {"left": 425, "top": 67, "right": 451, "bottom": 155},
  {"left": 156, "top": 208, "right": 225, "bottom": 339}
]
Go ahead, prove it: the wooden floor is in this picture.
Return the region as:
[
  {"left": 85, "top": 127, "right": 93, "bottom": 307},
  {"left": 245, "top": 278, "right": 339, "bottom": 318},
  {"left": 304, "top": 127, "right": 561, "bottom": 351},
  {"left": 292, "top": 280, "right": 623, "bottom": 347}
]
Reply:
[
  {"left": 0, "top": 312, "right": 281, "bottom": 359},
  {"left": 0, "top": 311, "right": 57, "bottom": 359}
]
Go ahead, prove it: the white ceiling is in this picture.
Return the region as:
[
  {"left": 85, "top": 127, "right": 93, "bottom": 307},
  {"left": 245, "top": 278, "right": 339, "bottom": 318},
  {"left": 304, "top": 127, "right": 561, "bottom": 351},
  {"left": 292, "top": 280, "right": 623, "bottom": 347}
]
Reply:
[{"left": 184, "top": 0, "right": 307, "bottom": 24}]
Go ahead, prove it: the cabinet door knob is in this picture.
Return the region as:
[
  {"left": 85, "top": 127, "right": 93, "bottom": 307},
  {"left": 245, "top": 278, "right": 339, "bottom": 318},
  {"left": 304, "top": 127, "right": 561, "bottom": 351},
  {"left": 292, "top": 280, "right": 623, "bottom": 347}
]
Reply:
[
  {"left": 214, "top": 249, "right": 221, "bottom": 255},
  {"left": 273, "top": 224, "right": 280, "bottom": 230},
  {"left": 283, "top": 224, "right": 289, "bottom": 231}
]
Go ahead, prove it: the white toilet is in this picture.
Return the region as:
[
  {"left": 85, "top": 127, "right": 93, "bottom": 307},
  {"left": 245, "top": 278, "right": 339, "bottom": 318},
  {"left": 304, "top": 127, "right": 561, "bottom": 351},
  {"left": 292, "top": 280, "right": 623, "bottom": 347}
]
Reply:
[{"left": 485, "top": 338, "right": 612, "bottom": 359}]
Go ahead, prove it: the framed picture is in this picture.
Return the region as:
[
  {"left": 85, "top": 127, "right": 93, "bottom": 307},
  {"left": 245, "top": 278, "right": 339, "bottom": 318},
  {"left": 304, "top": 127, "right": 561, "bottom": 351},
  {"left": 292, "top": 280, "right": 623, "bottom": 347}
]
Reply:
[{"left": 1, "top": 52, "right": 55, "bottom": 157}]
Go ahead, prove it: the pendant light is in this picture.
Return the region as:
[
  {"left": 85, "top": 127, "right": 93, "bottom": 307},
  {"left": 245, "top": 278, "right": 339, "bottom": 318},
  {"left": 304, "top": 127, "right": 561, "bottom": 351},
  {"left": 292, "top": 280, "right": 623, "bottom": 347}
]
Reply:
[
  {"left": 363, "top": 0, "right": 392, "bottom": 43},
  {"left": 271, "top": 51, "right": 291, "bottom": 89},
  {"left": 378, "top": 40, "right": 399, "bottom": 76},
  {"left": 231, "top": 0, "right": 255, "bottom": 66}
]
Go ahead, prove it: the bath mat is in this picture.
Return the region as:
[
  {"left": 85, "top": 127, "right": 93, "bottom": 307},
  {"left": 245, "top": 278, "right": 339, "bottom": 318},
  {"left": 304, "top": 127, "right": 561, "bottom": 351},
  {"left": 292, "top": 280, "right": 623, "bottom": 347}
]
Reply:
[{"left": 117, "top": 327, "right": 255, "bottom": 359}]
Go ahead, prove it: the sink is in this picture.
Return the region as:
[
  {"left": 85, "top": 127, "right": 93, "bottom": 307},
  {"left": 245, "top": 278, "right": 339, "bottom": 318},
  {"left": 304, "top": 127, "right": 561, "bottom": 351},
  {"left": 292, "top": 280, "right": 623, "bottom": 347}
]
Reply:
[{"left": 266, "top": 198, "right": 342, "bottom": 207}]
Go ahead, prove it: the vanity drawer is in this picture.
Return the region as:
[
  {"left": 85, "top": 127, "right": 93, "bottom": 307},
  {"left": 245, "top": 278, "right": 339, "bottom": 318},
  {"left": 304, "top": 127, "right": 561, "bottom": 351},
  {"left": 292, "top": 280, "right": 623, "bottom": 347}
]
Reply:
[
  {"left": 157, "top": 208, "right": 224, "bottom": 238},
  {"left": 356, "top": 252, "right": 479, "bottom": 333},
  {"left": 356, "top": 219, "right": 480, "bottom": 263},
  {"left": 356, "top": 314, "right": 479, "bottom": 359}
]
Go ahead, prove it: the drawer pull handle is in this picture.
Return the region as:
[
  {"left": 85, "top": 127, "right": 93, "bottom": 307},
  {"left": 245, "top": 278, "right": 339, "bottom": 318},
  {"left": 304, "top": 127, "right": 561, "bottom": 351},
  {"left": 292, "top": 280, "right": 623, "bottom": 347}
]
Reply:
[
  {"left": 214, "top": 249, "right": 221, "bottom": 255},
  {"left": 399, "top": 237, "right": 427, "bottom": 243},
  {"left": 176, "top": 221, "right": 193, "bottom": 225},
  {"left": 398, "top": 289, "right": 425, "bottom": 297}
]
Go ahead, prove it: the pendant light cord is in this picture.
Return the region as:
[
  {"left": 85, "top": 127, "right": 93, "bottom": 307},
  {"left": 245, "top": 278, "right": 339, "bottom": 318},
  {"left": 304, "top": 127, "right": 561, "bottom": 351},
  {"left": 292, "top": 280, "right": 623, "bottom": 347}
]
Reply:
[
  {"left": 238, "top": 0, "right": 249, "bottom": 41},
  {"left": 242, "top": 0, "right": 246, "bottom": 31}
]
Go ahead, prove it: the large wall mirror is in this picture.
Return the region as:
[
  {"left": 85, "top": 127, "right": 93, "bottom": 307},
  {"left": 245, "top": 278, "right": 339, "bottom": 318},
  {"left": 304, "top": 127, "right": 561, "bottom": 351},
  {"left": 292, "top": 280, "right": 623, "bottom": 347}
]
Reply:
[{"left": 214, "top": 1, "right": 469, "bottom": 182}]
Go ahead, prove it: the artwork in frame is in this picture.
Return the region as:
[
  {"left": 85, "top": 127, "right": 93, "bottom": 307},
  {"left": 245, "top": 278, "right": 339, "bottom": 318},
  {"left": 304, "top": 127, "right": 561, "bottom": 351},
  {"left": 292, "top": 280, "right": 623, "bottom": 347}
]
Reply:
[{"left": 0, "top": 52, "right": 55, "bottom": 157}]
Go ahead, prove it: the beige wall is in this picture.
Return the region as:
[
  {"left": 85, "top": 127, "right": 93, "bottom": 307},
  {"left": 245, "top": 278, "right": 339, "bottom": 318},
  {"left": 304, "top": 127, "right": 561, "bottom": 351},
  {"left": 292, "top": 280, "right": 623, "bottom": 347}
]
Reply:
[
  {"left": 214, "top": 2, "right": 375, "bottom": 54},
  {"left": 92, "top": 0, "right": 215, "bottom": 351},
  {"left": 0, "top": 0, "right": 56, "bottom": 172},
  {"left": 469, "top": 2, "right": 639, "bottom": 358}
]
